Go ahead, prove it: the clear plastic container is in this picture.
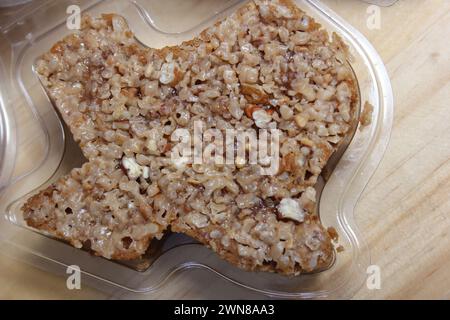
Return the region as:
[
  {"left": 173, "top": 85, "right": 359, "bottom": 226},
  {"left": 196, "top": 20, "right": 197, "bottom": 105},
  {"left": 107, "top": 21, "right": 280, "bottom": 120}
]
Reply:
[
  {"left": 361, "top": 0, "right": 398, "bottom": 6},
  {"left": 0, "top": 0, "right": 393, "bottom": 299}
]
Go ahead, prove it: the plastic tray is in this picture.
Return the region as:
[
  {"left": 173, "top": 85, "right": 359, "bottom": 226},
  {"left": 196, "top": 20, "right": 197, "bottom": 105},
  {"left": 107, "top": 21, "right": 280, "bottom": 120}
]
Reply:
[{"left": 0, "top": 0, "right": 393, "bottom": 299}]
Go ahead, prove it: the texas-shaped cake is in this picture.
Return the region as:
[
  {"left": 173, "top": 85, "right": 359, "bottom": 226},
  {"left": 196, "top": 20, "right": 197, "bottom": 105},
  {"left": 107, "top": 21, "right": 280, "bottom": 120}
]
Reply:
[{"left": 23, "top": 0, "right": 358, "bottom": 275}]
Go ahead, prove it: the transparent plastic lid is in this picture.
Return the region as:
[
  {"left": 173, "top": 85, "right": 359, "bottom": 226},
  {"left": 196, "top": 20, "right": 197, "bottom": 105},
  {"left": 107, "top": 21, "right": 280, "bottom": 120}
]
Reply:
[{"left": 0, "top": 0, "right": 393, "bottom": 299}]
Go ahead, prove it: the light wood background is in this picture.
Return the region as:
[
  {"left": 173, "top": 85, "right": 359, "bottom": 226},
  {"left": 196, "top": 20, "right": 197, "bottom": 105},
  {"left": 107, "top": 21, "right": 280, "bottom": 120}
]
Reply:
[{"left": 0, "top": 0, "right": 449, "bottom": 299}]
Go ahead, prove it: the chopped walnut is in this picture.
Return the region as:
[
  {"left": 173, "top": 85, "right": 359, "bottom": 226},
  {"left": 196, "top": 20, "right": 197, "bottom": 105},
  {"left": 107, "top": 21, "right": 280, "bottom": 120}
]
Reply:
[
  {"left": 277, "top": 198, "right": 305, "bottom": 222},
  {"left": 122, "top": 157, "right": 149, "bottom": 180},
  {"left": 252, "top": 109, "right": 272, "bottom": 128},
  {"left": 159, "top": 61, "right": 182, "bottom": 85}
]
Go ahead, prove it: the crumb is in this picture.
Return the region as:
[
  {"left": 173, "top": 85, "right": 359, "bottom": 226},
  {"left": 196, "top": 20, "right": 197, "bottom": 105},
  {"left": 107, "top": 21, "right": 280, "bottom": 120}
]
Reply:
[
  {"left": 327, "top": 227, "right": 339, "bottom": 241},
  {"left": 360, "top": 101, "right": 374, "bottom": 128}
]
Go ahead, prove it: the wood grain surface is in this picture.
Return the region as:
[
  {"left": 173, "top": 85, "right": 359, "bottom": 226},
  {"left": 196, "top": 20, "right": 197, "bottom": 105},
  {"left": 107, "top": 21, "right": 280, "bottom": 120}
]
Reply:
[{"left": 0, "top": 0, "right": 449, "bottom": 299}]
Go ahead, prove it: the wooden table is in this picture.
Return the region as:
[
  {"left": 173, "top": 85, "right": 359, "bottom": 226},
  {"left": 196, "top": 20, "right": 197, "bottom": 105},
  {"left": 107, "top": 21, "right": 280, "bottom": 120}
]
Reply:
[{"left": 0, "top": 0, "right": 449, "bottom": 299}]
